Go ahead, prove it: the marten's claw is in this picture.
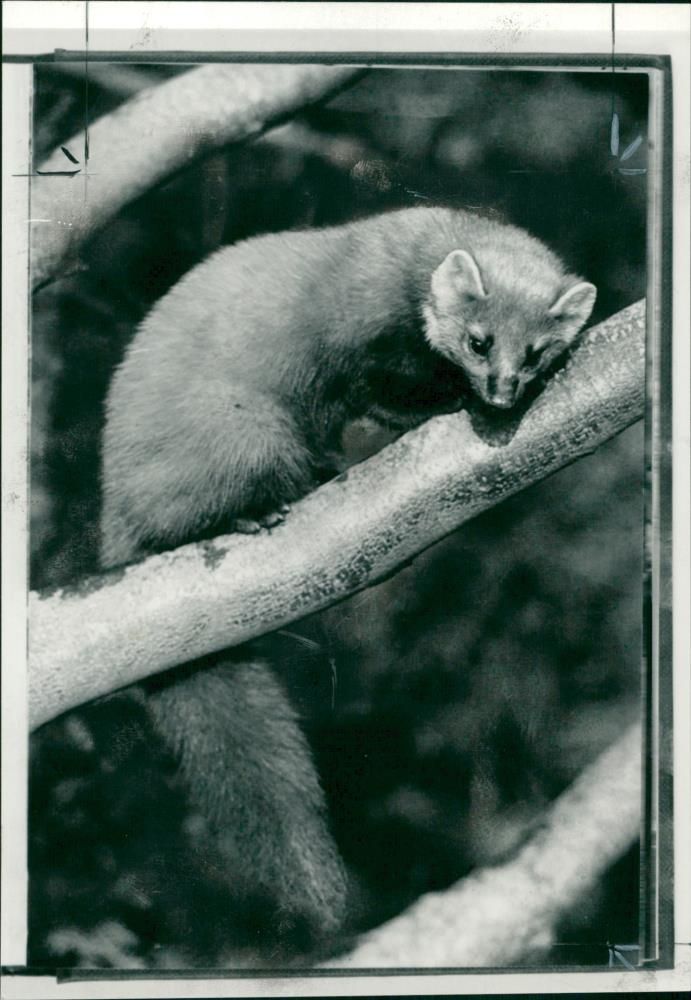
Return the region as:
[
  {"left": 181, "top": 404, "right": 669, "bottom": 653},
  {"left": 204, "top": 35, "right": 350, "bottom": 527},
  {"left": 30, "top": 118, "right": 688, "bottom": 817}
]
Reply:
[
  {"left": 233, "top": 517, "right": 263, "bottom": 534},
  {"left": 259, "top": 510, "right": 287, "bottom": 529},
  {"left": 232, "top": 509, "right": 288, "bottom": 533}
]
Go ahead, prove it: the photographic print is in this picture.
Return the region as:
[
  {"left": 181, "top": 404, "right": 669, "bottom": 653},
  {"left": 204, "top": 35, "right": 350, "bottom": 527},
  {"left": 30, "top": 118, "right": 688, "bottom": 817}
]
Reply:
[
  {"left": 25, "top": 58, "right": 653, "bottom": 971},
  {"left": 2, "top": 3, "right": 688, "bottom": 994}
]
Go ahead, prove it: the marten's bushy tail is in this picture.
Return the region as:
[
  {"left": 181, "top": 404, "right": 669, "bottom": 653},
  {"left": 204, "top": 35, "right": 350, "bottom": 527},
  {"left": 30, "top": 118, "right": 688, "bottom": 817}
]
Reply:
[{"left": 147, "top": 654, "right": 348, "bottom": 948}]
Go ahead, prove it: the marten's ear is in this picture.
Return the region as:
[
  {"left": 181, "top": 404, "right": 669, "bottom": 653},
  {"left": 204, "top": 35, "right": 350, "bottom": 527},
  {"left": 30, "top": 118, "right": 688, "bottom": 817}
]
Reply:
[
  {"left": 431, "top": 249, "right": 487, "bottom": 312},
  {"left": 549, "top": 281, "right": 597, "bottom": 334}
]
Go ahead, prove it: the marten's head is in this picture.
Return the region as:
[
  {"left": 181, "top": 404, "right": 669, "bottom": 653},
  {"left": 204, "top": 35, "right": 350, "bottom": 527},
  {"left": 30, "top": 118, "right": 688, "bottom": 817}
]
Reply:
[{"left": 423, "top": 248, "right": 596, "bottom": 410}]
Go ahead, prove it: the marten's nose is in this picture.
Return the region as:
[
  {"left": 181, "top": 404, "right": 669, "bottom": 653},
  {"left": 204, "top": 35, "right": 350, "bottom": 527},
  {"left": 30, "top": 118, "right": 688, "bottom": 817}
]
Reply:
[
  {"left": 487, "top": 374, "right": 518, "bottom": 409},
  {"left": 488, "top": 393, "right": 515, "bottom": 409}
]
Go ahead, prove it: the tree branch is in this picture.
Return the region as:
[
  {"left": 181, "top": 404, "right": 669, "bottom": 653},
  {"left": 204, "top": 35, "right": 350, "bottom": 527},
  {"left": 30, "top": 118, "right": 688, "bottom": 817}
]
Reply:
[
  {"left": 28, "top": 300, "right": 645, "bottom": 730},
  {"left": 31, "top": 63, "right": 364, "bottom": 291},
  {"left": 326, "top": 721, "right": 641, "bottom": 968}
]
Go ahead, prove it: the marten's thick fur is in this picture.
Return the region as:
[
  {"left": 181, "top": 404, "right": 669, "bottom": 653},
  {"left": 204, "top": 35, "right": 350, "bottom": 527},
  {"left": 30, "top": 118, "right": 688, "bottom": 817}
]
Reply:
[{"left": 101, "top": 206, "right": 596, "bottom": 946}]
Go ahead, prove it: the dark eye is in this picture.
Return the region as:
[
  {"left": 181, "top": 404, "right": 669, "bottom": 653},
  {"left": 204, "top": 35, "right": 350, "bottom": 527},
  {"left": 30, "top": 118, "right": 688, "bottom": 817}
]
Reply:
[
  {"left": 469, "top": 335, "right": 490, "bottom": 357},
  {"left": 524, "top": 345, "right": 545, "bottom": 368}
]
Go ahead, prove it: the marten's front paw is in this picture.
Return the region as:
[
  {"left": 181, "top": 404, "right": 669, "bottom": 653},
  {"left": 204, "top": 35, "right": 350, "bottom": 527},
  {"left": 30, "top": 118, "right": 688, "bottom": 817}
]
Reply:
[
  {"left": 232, "top": 505, "right": 291, "bottom": 534},
  {"left": 260, "top": 505, "right": 290, "bottom": 529},
  {"left": 232, "top": 518, "right": 261, "bottom": 534}
]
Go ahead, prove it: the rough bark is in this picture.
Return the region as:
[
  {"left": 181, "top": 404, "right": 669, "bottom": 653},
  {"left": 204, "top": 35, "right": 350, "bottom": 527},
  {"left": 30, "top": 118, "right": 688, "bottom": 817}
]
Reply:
[
  {"left": 325, "top": 722, "right": 642, "bottom": 968},
  {"left": 28, "top": 299, "right": 646, "bottom": 730},
  {"left": 30, "top": 63, "right": 363, "bottom": 290}
]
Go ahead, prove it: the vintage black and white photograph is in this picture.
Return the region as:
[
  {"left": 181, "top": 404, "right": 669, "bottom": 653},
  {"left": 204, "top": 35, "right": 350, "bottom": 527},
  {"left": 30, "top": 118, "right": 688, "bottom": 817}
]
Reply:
[
  {"left": 3, "top": 3, "right": 687, "bottom": 988},
  {"left": 23, "top": 56, "right": 657, "bottom": 973}
]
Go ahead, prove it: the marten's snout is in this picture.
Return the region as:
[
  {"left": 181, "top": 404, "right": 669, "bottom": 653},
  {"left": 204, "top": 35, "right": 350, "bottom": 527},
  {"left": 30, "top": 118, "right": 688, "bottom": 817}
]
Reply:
[{"left": 486, "top": 372, "right": 519, "bottom": 409}]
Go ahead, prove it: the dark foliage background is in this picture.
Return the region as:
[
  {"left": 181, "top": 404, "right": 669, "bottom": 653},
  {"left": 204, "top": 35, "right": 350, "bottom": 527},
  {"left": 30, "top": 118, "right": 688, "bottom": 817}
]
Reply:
[{"left": 29, "top": 64, "right": 647, "bottom": 969}]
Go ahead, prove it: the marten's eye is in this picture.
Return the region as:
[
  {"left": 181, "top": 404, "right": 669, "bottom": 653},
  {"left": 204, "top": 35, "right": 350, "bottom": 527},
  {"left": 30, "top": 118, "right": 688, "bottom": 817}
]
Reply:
[
  {"left": 524, "top": 344, "right": 545, "bottom": 368},
  {"left": 469, "top": 334, "right": 491, "bottom": 357}
]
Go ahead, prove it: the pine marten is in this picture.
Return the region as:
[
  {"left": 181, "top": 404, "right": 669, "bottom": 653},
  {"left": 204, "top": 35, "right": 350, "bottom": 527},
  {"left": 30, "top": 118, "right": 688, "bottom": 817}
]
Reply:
[{"left": 100, "top": 206, "right": 596, "bottom": 949}]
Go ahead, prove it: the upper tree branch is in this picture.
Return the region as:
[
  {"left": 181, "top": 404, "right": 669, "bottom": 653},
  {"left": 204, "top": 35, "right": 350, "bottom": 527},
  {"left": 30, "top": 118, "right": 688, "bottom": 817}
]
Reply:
[
  {"left": 31, "top": 63, "right": 364, "bottom": 291},
  {"left": 29, "top": 300, "right": 646, "bottom": 730}
]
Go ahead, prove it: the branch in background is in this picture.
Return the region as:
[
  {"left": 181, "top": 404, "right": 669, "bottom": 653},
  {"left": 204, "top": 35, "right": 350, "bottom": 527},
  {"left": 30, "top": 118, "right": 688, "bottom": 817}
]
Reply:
[
  {"left": 326, "top": 721, "right": 641, "bottom": 968},
  {"left": 28, "top": 300, "right": 645, "bottom": 730},
  {"left": 40, "top": 60, "right": 163, "bottom": 98},
  {"left": 30, "top": 63, "right": 364, "bottom": 291},
  {"left": 39, "top": 64, "right": 376, "bottom": 171}
]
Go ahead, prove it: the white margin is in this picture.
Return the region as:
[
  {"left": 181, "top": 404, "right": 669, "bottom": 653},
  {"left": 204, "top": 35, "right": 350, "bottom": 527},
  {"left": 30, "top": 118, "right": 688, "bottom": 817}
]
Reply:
[{"left": 1, "top": 63, "right": 31, "bottom": 969}]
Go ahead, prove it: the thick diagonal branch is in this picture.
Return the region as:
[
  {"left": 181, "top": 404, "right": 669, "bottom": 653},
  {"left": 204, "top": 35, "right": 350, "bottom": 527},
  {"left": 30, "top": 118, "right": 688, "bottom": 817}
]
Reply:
[
  {"left": 31, "top": 63, "right": 363, "bottom": 290},
  {"left": 29, "top": 300, "right": 645, "bottom": 730}
]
